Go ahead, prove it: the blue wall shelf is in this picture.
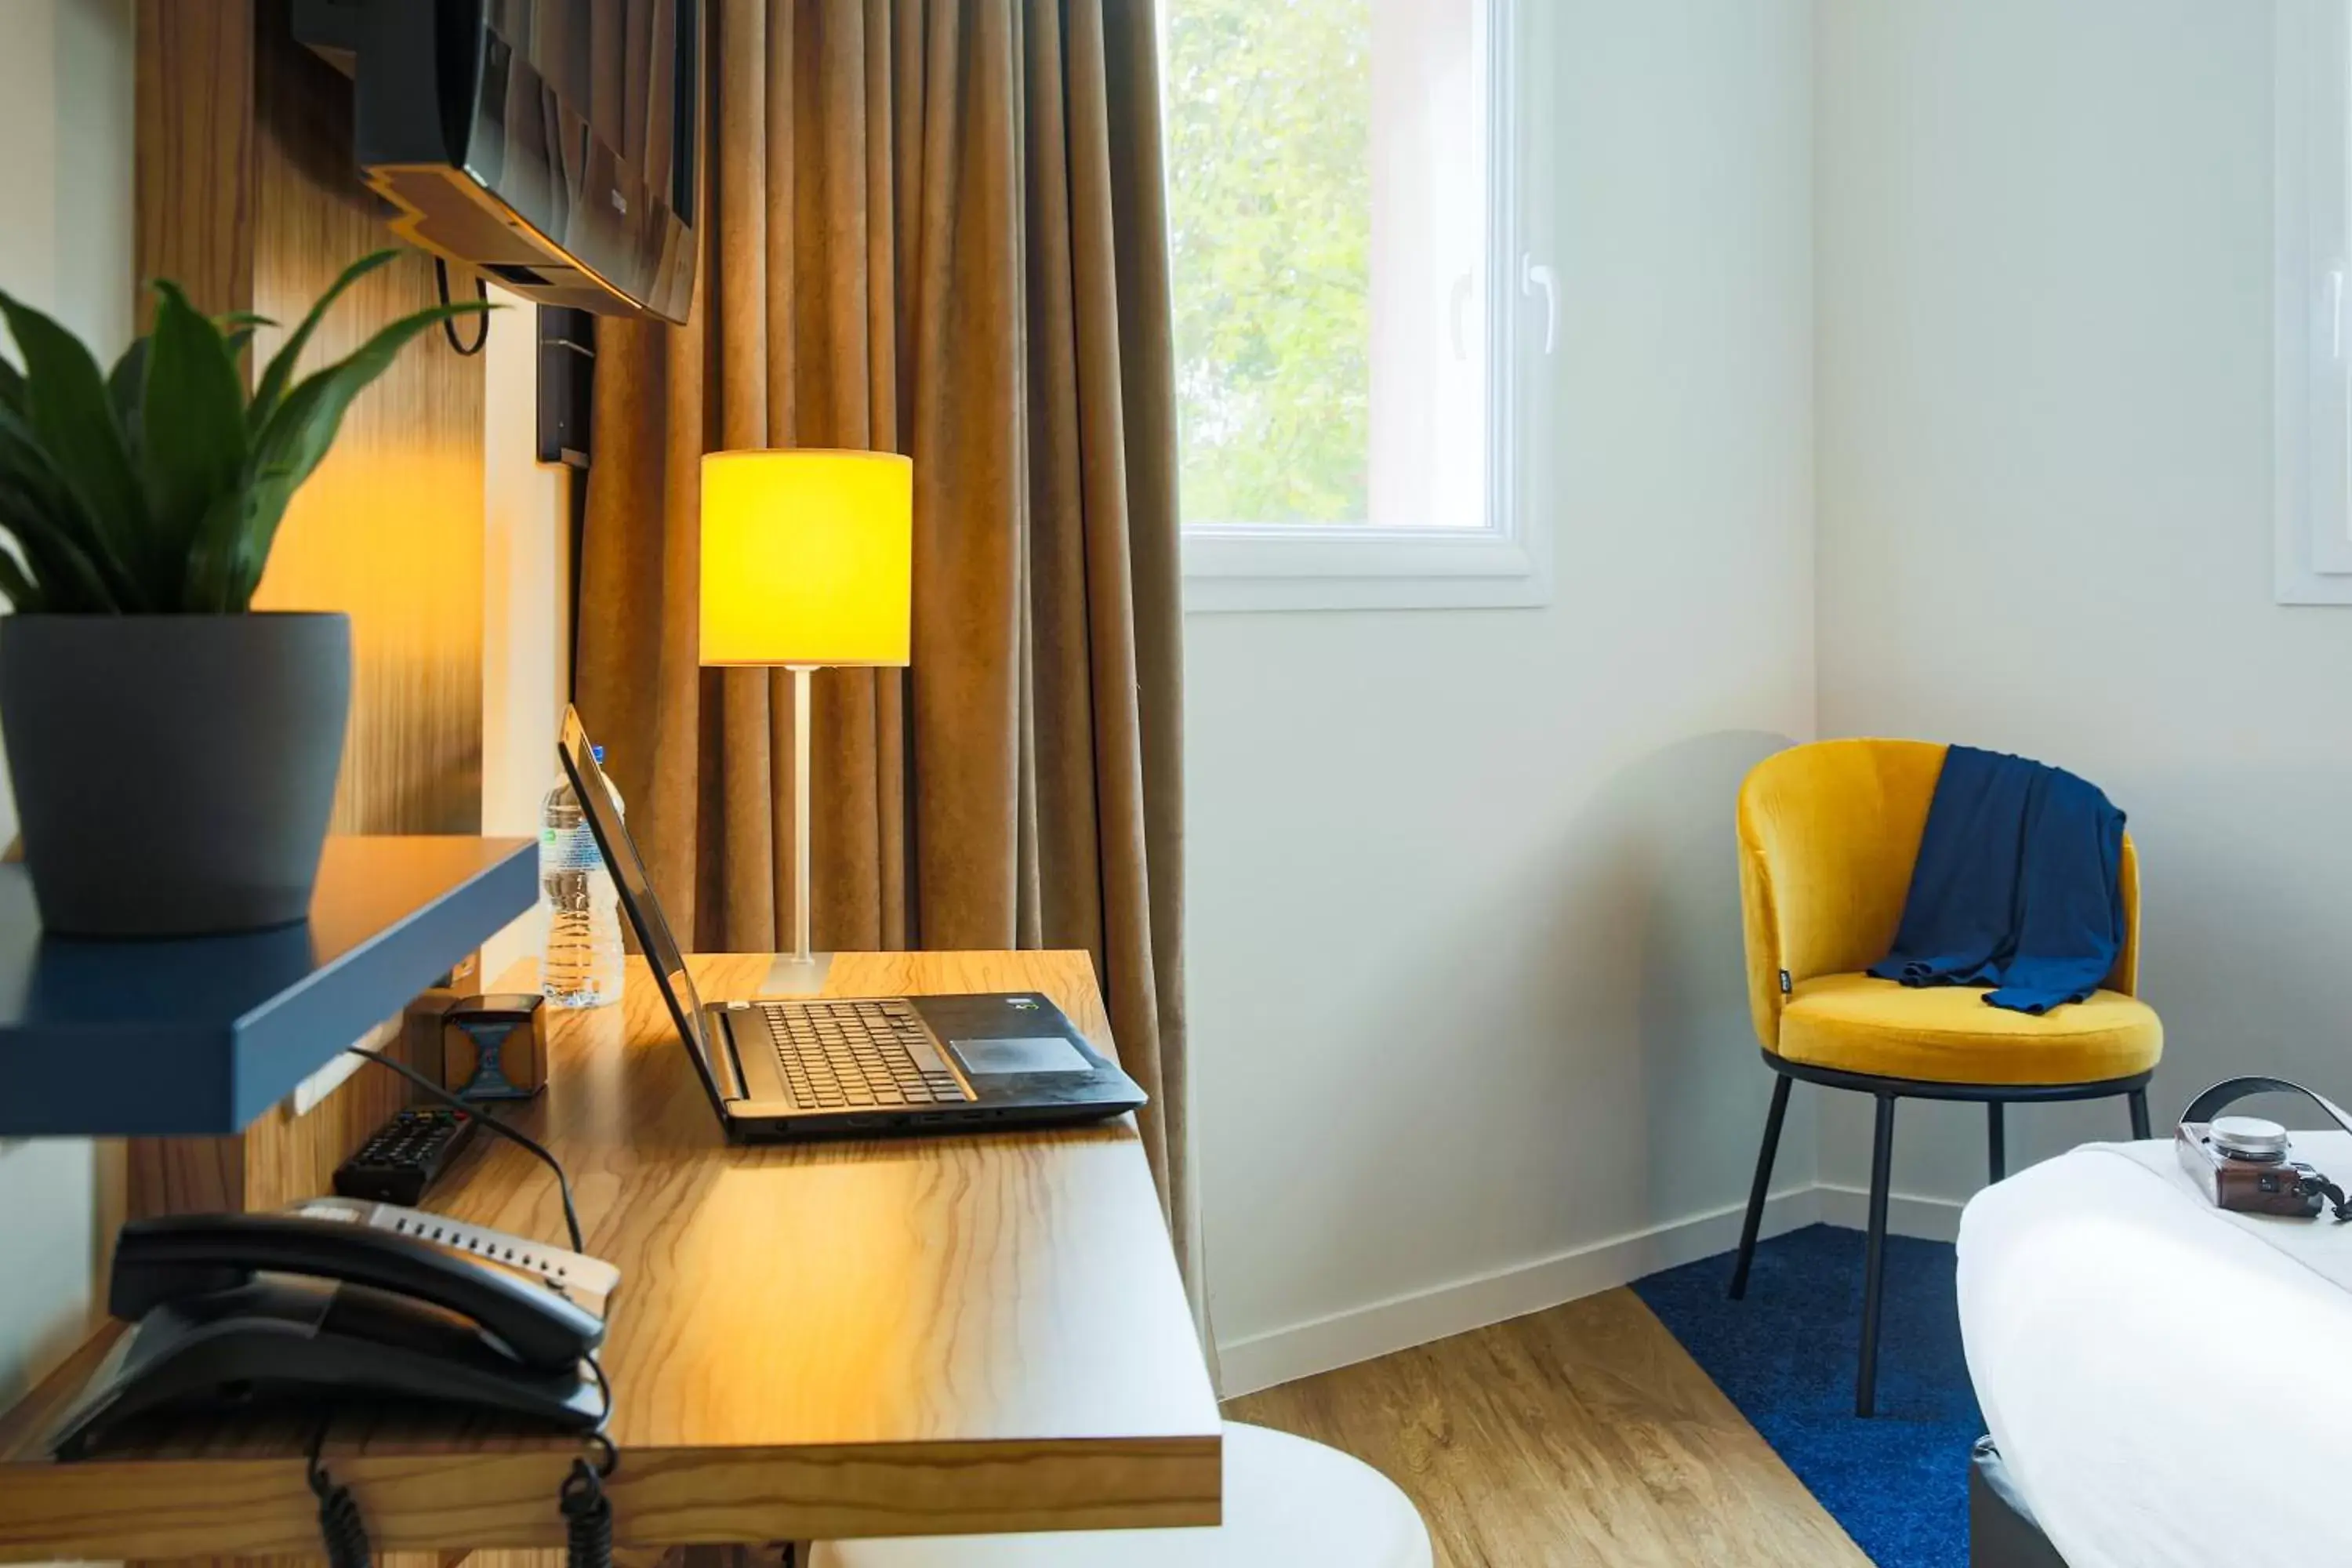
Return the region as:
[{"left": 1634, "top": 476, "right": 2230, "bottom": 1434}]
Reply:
[{"left": 0, "top": 836, "right": 536, "bottom": 1136}]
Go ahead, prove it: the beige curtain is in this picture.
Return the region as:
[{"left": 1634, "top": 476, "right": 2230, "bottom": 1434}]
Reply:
[{"left": 575, "top": 0, "right": 1197, "bottom": 1301}]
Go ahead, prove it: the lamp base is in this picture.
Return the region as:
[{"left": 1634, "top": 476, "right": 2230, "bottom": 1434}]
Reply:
[{"left": 755, "top": 950, "right": 835, "bottom": 997}]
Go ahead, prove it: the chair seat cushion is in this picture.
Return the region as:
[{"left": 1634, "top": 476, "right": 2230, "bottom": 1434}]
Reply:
[
  {"left": 1776, "top": 972, "right": 2161, "bottom": 1087},
  {"left": 808, "top": 1422, "right": 1432, "bottom": 1568}
]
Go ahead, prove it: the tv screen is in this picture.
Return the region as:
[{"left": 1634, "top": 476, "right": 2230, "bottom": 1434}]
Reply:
[{"left": 342, "top": 0, "right": 702, "bottom": 324}]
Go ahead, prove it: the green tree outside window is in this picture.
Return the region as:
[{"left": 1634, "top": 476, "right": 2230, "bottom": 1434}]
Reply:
[{"left": 1164, "top": 0, "right": 1372, "bottom": 526}]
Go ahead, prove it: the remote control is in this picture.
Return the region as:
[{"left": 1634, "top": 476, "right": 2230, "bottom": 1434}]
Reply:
[{"left": 332, "top": 1105, "right": 480, "bottom": 1207}]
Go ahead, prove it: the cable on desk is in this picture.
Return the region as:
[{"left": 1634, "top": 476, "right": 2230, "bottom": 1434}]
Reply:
[
  {"left": 344, "top": 1045, "right": 584, "bottom": 1251},
  {"left": 307, "top": 1421, "right": 372, "bottom": 1568}
]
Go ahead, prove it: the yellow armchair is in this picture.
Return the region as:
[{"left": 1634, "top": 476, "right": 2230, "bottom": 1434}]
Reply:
[{"left": 1727, "top": 739, "right": 2161, "bottom": 1416}]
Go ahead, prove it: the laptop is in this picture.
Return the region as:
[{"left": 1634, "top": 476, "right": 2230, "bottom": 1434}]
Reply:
[{"left": 557, "top": 708, "right": 1149, "bottom": 1142}]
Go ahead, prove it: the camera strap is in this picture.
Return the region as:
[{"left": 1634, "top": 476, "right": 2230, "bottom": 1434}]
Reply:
[
  {"left": 2181, "top": 1076, "right": 2352, "bottom": 1220},
  {"left": 2181, "top": 1075, "right": 2352, "bottom": 1136}
]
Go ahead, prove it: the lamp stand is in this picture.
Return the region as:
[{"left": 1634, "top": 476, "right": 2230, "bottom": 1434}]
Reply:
[{"left": 759, "top": 663, "right": 833, "bottom": 996}]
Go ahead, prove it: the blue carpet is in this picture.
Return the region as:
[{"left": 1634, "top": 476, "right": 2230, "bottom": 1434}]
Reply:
[{"left": 1632, "top": 1225, "right": 1982, "bottom": 1568}]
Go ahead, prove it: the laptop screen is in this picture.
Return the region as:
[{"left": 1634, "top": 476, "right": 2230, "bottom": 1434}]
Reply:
[{"left": 557, "top": 706, "right": 729, "bottom": 1107}]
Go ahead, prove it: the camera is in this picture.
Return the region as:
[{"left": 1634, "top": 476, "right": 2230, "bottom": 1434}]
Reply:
[{"left": 2176, "top": 1113, "right": 2345, "bottom": 1218}]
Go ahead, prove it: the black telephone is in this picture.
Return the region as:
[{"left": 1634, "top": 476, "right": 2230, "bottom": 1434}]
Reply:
[{"left": 50, "top": 1196, "right": 618, "bottom": 1459}]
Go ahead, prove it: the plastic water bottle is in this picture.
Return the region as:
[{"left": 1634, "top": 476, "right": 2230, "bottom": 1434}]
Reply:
[{"left": 540, "top": 746, "right": 625, "bottom": 1009}]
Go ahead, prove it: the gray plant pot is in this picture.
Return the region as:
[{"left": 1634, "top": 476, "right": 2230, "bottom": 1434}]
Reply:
[{"left": 0, "top": 612, "right": 351, "bottom": 937}]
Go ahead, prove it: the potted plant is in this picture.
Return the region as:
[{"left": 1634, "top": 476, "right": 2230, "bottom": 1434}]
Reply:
[{"left": 0, "top": 251, "right": 486, "bottom": 936}]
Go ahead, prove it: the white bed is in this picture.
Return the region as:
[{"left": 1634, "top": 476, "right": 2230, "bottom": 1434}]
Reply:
[{"left": 1957, "top": 1131, "right": 2352, "bottom": 1567}]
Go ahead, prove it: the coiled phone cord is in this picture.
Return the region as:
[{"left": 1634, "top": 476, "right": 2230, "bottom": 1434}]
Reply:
[
  {"left": 307, "top": 1421, "right": 372, "bottom": 1568},
  {"left": 307, "top": 1416, "right": 614, "bottom": 1568},
  {"left": 562, "top": 1430, "right": 619, "bottom": 1568}
]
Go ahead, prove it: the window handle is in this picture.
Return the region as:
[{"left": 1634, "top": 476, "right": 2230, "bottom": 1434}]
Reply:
[{"left": 1521, "top": 254, "right": 1559, "bottom": 355}]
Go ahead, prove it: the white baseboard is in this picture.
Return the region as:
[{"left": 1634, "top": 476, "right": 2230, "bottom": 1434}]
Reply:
[
  {"left": 1214, "top": 1180, "right": 1965, "bottom": 1399},
  {"left": 1816, "top": 1181, "right": 1967, "bottom": 1243},
  {"left": 1217, "top": 1185, "right": 1823, "bottom": 1398}
]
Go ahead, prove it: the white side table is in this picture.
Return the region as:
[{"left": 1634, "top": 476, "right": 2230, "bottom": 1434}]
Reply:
[{"left": 809, "top": 1422, "right": 1432, "bottom": 1568}]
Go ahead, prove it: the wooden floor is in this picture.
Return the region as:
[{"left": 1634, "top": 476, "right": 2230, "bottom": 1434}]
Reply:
[{"left": 1225, "top": 1288, "right": 1871, "bottom": 1568}]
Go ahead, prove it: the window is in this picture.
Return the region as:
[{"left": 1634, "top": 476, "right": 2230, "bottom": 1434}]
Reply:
[
  {"left": 2278, "top": 0, "right": 2352, "bottom": 602},
  {"left": 1161, "top": 0, "right": 1548, "bottom": 612}
]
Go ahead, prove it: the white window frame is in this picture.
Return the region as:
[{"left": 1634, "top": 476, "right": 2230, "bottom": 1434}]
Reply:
[
  {"left": 2277, "top": 0, "right": 2352, "bottom": 603},
  {"left": 1176, "top": 0, "right": 1552, "bottom": 615}
]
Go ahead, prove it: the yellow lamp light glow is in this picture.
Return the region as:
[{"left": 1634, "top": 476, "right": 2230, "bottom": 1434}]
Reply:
[{"left": 699, "top": 448, "right": 913, "bottom": 668}]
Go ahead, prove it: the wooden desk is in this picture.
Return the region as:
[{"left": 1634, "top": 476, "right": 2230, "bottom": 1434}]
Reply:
[{"left": 0, "top": 951, "right": 1221, "bottom": 1559}]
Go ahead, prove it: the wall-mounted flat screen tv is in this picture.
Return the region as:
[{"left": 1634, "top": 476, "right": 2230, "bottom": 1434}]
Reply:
[{"left": 302, "top": 0, "right": 702, "bottom": 324}]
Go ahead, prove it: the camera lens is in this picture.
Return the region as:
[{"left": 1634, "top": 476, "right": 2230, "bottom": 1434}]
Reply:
[{"left": 2211, "top": 1115, "right": 2291, "bottom": 1162}]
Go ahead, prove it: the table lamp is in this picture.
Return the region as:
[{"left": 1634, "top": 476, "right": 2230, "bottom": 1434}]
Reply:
[{"left": 701, "top": 448, "right": 913, "bottom": 994}]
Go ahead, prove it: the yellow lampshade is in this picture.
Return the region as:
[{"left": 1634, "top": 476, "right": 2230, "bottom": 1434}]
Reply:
[{"left": 699, "top": 448, "right": 913, "bottom": 667}]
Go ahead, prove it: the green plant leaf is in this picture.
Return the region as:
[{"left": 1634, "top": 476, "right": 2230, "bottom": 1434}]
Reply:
[
  {"left": 0, "top": 397, "right": 138, "bottom": 609},
  {"left": 0, "top": 536, "right": 42, "bottom": 612},
  {"left": 194, "top": 296, "right": 489, "bottom": 608},
  {"left": 182, "top": 488, "right": 253, "bottom": 612},
  {"left": 0, "top": 288, "right": 151, "bottom": 604},
  {"left": 140, "top": 280, "right": 249, "bottom": 583},
  {"left": 105, "top": 336, "right": 149, "bottom": 450},
  {"left": 247, "top": 249, "right": 398, "bottom": 434},
  {"left": 0, "top": 402, "right": 87, "bottom": 527},
  {"left": 0, "top": 354, "right": 24, "bottom": 416},
  {"left": 215, "top": 311, "right": 272, "bottom": 367},
  {"left": 0, "top": 486, "right": 122, "bottom": 612}
]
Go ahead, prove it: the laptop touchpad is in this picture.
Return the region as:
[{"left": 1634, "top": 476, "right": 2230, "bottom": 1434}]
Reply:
[{"left": 950, "top": 1036, "right": 1091, "bottom": 1076}]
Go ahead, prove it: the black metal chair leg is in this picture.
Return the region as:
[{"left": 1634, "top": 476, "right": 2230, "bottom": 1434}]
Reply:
[
  {"left": 2128, "top": 1087, "right": 2151, "bottom": 1140},
  {"left": 1987, "top": 1101, "right": 2006, "bottom": 1182},
  {"left": 1729, "top": 1073, "right": 1793, "bottom": 1300},
  {"left": 1857, "top": 1093, "right": 1897, "bottom": 1417}
]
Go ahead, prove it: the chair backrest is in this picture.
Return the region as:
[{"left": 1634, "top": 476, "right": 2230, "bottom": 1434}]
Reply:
[{"left": 1734, "top": 739, "right": 2141, "bottom": 1050}]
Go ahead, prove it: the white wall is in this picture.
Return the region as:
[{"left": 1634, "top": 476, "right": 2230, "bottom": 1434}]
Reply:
[
  {"left": 1190, "top": 0, "right": 1817, "bottom": 1393},
  {"left": 0, "top": 0, "right": 133, "bottom": 1411},
  {"left": 1814, "top": 0, "right": 2323, "bottom": 1210},
  {"left": 480, "top": 285, "right": 572, "bottom": 984}
]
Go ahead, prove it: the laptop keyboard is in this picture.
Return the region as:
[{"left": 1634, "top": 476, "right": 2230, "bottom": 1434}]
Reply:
[{"left": 761, "top": 999, "right": 969, "bottom": 1109}]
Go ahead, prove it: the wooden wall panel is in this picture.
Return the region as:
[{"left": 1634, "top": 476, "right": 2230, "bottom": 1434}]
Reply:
[
  {"left": 134, "top": 0, "right": 483, "bottom": 840},
  {"left": 131, "top": 0, "right": 253, "bottom": 325},
  {"left": 247, "top": 7, "right": 485, "bottom": 837},
  {"left": 128, "top": 0, "right": 489, "bottom": 1222}
]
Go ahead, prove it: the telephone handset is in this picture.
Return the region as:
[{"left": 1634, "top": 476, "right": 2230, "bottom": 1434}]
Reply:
[
  {"left": 111, "top": 1209, "right": 605, "bottom": 1370},
  {"left": 49, "top": 1200, "right": 619, "bottom": 1459}
]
